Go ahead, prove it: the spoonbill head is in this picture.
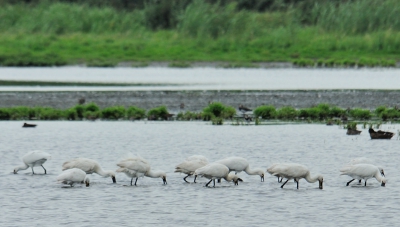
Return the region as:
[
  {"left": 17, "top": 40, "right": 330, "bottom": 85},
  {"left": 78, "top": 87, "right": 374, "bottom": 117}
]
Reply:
[
  {"left": 216, "top": 156, "right": 265, "bottom": 182},
  {"left": 62, "top": 158, "right": 116, "bottom": 183},
  {"left": 340, "top": 163, "right": 386, "bottom": 187},
  {"left": 267, "top": 163, "right": 323, "bottom": 189},
  {"left": 14, "top": 150, "right": 51, "bottom": 174},
  {"left": 57, "top": 168, "right": 90, "bottom": 187}
]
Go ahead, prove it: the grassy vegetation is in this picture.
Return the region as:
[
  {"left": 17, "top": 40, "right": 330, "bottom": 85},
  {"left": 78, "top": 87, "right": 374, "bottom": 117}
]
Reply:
[
  {"left": 1, "top": 102, "right": 400, "bottom": 124},
  {"left": 0, "top": 0, "right": 398, "bottom": 66},
  {"left": 0, "top": 80, "right": 175, "bottom": 87}
]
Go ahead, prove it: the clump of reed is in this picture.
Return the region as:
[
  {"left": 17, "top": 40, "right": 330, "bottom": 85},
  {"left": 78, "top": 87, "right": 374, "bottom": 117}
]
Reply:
[
  {"left": 202, "top": 102, "right": 236, "bottom": 122},
  {"left": 127, "top": 106, "right": 146, "bottom": 120},
  {"left": 147, "top": 106, "right": 170, "bottom": 120}
]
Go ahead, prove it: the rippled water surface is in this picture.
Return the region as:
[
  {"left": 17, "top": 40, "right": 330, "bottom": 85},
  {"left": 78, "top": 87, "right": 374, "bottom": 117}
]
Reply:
[
  {"left": 1, "top": 67, "right": 400, "bottom": 91},
  {"left": 1, "top": 122, "right": 399, "bottom": 226}
]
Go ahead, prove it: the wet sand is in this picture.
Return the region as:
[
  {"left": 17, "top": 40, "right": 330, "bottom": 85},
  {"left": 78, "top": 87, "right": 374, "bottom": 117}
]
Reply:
[{"left": 1, "top": 90, "right": 399, "bottom": 112}]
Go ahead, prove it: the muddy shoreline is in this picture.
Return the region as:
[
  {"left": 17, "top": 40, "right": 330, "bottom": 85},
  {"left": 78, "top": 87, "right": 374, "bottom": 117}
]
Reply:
[{"left": 1, "top": 90, "right": 400, "bottom": 112}]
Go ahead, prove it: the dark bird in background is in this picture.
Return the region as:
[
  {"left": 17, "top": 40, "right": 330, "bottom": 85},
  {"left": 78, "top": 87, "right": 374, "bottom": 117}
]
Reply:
[
  {"left": 244, "top": 115, "right": 252, "bottom": 123},
  {"left": 78, "top": 97, "right": 86, "bottom": 105},
  {"left": 239, "top": 104, "right": 252, "bottom": 114}
]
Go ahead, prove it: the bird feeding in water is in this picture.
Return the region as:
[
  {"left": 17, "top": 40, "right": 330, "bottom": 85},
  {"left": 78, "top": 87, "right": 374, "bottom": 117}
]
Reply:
[
  {"left": 194, "top": 163, "right": 243, "bottom": 187},
  {"left": 13, "top": 150, "right": 51, "bottom": 174},
  {"left": 267, "top": 163, "right": 323, "bottom": 189},
  {"left": 62, "top": 158, "right": 116, "bottom": 183},
  {"left": 57, "top": 168, "right": 90, "bottom": 187},
  {"left": 340, "top": 164, "right": 386, "bottom": 187}
]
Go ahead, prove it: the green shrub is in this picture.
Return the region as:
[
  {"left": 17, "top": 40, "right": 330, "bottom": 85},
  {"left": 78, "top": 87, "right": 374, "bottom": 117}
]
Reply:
[
  {"left": 73, "top": 105, "right": 85, "bottom": 119},
  {"left": 85, "top": 103, "right": 100, "bottom": 112},
  {"left": 349, "top": 108, "right": 371, "bottom": 119},
  {"left": 177, "top": 111, "right": 200, "bottom": 121},
  {"left": 329, "top": 106, "right": 345, "bottom": 118},
  {"left": 38, "top": 107, "right": 63, "bottom": 120},
  {"left": 211, "top": 117, "right": 223, "bottom": 125},
  {"left": 380, "top": 108, "right": 400, "bottom": 120},
  {"left": 202, "top": 102, "right": 235, "bottom": 120},
  {"left": 0, "top": 108, "right": 11, "bottom": 120},
  {"left": 127, "top": 106, "right": 146, "bottom": 120},
  {"left": 101, "top": 106, "right": 126, "bottom": 120},
  {"left": 147, "top": 106, "right": 169, "bottom": 120},
  {"left": 254, "top": 105, "right": 276, "bottom": 119},
  {"left": 84, "top": 111, "right": 101, "bottom": 120},
  {"left": 375, "top": 106, "right": 387, "bottom": 116},
  {"left": 299, "top": 108, "right": 319, "bottom": 120},
  {"left": 168, "top": 62, "right": 191, "bottom": 68},
  {"left": 276, "top": 107, "right": 298, "bottom": 120},
  {"left": 8, "top": 106, "right": 30, "bottom": 120},
  {"left": 65, "top": 108, "right": 78, "bottom": 120}
]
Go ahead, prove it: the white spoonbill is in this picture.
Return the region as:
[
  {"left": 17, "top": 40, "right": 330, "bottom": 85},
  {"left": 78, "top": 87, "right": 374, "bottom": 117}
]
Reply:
[
  {"left": 348, "top": 157, "right": 385, "bottom": 178},
  {"left": 175, "top": 155, "right": 209, "bottom": 183},
  {"left": 194, "top": 163, "right": 243, "bottom": 187},
  {"left": 62, "top": 158, "right": 116, "bottom": 183},
  {"left": 267, "top": 163, "right": 285, "bottom": 183},
  {"left": 57, "top": 168, "right": 90, "bottom": 187},
  {"left": 216, "top": 157, "right": 264, "bottom": 181},
  {"left": 116, "top": 156, "right": 167, "bottom": 186},
  {"left": 340, "top": 164, "right": 386, "bottom": 187},
  {"left": 13, "top": 150, "right": 51, "bottom": 174},
  {"left": 267, "top": 163, "right": 323, "bottom": 189}
]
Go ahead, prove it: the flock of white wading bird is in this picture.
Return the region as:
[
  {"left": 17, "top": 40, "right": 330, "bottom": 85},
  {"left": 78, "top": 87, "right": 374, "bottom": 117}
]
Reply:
[{"left": 13, "top": 151, "right": 387, "bottom": 189}]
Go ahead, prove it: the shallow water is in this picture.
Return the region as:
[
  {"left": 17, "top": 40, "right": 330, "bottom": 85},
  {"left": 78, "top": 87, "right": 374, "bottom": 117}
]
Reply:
[
  {"left": 1, "top": 67, "right": 400, "bottom": 91},
  {"left": 0, "top": 121, "right": 400, "bottom": 226},
  {"left": 1, "top": 122, "right": 399, "bottom": 226}
]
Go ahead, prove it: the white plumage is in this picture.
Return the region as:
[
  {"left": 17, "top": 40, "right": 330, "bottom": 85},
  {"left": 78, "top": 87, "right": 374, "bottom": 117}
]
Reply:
[
  {"left": 267, "top": 163, "right": 285, "bottom": 183},
  {"left": 62, "top": 158, "right": 116, "bottom": 183},
  {"left": 175, "top": 155, "right": 209, "bottom": 183},
  {"left": 13, "top": 150, "right": 51, "bottom": 174},
  {"left": 194, "top": 163, "right": 243, "bottom": 187},
  {"left": 267, "top": 163, "right": 323, "bottom": 189},
  {"left": 340, "top": 163, "right": 386, "bottom": 187},
  {"left": 347, "top": 157, "right": 385, "bottom": 184},
  {"left": 116, "top": 155, "right": 167, "bottom": 186},
  {"left": 57, "top": 168, "right": 90, "bottom": 187},
  {"left": 216, "top": 157, "right": 265, "bottom": 181}
]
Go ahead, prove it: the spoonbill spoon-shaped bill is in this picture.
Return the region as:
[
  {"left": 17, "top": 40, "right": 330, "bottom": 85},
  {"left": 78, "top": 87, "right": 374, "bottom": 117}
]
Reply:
[
  {"left": 175, "top": 155, "right": 209, "bottom": 183},
  {"left": 116, "top": 156, "right": 167, "bottom": 186},
  {"left": 194, "top": 163, "right": 243, "bottom": 187},
  {"left": 267, "top": 163, "right": 323, "bottom": 189},
  {"left": 340, "top": 164, "right": 386, "bottom": 187},
  {"left": 13, "top": 150, "right": 51, "bottom": 174},
  {"left": 57, "top": 168, "right": 90, "bottom": 187},
  {"left": 216, "top": 157, "right": 264, "bottom": 181},
  {"left": 62, "top": 158, "right": 116, "bottom": 183}
]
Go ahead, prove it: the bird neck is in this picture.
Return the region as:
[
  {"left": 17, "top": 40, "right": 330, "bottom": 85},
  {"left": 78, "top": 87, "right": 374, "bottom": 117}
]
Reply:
[
  {"left": 14, "top": 163, "right": 29, "bottom": 173},
  {"left": 96, "top": 168, "right": 113, "bottom": 177},
  {"left": 244, "top": 166, "right": 262, "bottom": 176},
  {"left": 304, "top": 172, "right": 321, "bottom": 183},
  {"left": 146, "top": 170, "right": 164, "bottom": 178}
]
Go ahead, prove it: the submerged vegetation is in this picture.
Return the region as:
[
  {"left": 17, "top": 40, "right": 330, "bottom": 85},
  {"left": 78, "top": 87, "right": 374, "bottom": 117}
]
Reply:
[
  {"left": 2, "top": 102, "right": 400, "bottom": 126},
  {"left": 0, "top": 0, "right": 399, "bottom": 66}
]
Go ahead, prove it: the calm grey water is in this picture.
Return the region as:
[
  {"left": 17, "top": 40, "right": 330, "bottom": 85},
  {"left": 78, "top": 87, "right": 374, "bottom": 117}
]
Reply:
[
  {"left": 1, "top": 67, "right": 400, "bottom": 91},
  {"left": 1, "top": 121, "right": 399, "bottom": 226}
]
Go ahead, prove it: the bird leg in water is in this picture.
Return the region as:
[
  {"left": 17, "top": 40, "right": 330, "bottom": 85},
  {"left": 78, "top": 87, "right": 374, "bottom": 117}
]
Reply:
[
  {"left": 183, "top": 175, "right": 190, "bottom": 183},
  {"left": 130, "top": 177, "right": 134, "bottom": 186},
  {"left": 41, "top": 165, "right": 47, "bottom": 174},
  {"left": 205, "top": 179, "right": 213, "bottom": 187},
  {"left": 358, "top": 180, "right": 362, "bottom": 184},
  {"left": 134, "top": 178, "right": 138, "bottom": 186},
  {"left": 295, "top": 179, "right": 299, "bottom": 189},
  {"left": 364, "top": 180, "right": 367, "bottom": 187},
  {"left": 31, "top": 167, "right": 35, "bottom": 174},
  {"left": 217, "top": 179, "right": 221, "bottom": 183},
  {"left": 346, "top": 179, "right": 355, "bottom": 186},
  {"left": 213, "top": 179, "right": 216, "bottom": 187},
  {"left": 193, "top": 175, "right": 197, "bottom": 183},
  {"left": 280, "top": 179, "right": 289, "bottom": 188}
]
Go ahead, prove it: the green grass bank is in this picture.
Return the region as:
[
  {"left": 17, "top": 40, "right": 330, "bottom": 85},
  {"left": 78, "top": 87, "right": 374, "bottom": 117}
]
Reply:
[{"left": 0, "top": 0, "right": 399, "bottom": 67}]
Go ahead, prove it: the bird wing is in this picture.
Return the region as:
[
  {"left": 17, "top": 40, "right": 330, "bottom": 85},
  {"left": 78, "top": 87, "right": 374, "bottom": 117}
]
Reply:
[
  {"left": 186, "top": 155, "right": 209, "bottom": 163},
  {"left": 57, "top": 168, "right": 86, "bottom": 182},
  {"left": 195, "top": 163, "right": 228, "bottom": 178},
  {"left": 22, "top": 150, "right": 51, "bottom": 164},
  {"left": 340, "top": 164, "right": 378, "bottom": 177},
  {"left": 270, "top": 163, "right": 309, "bottom": 178},
  {"left": 175, "top": 159, "right": 208, "bottom": 173},
  {"left": 62, "top": 158, "right": 97, "bottom": 173},
  {"left": 349, "top": 157, "right": 373, "bottom": 165},
  {"left": 117, "top": 157, "right": 150, "bottom": 174},
  {"left": 216, "top": 157, "right": 248, "bottom": 171}
]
